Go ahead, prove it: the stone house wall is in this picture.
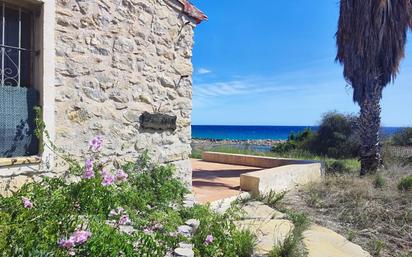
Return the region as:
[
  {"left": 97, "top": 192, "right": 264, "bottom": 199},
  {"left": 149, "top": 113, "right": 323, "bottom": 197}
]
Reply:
[{"left": 0, "top": 0, "right": 205, "bottom": 194}]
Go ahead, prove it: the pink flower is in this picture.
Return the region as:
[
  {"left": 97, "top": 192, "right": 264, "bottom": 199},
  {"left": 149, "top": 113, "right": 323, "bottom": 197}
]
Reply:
[
  {"left": 102, "top": 170, "right": 115, "bottom": 186},
  {"left": 71, "top": 230, "right": 92, "bottom": 245},
  {"left": 118, "top": 214, "right": 132, "bottom": 225},
  {"left": 83, "top": 159, "right": 94, "bottom": 179},
  {"left": 21, "top": 197, "right": 33, "bottom": 209},
  {"left": 58, "top": 230, "right": 91, "bottom": 252},
  {"left": 89, "top": 136, "right": 103, "bottom": 152},
  {"left": 204, "top": 234, "right": 214, "bottom": 245},
  {"left": 144, "top": 228, "right": 153, "bottom": 235},
  {"left": 58, "top": 238, "right": 75, "bottom": 249},
  {"left": 115, "top": 169, "right": 128, "bottom": 182},
  {"left": 109, "top": 209, "right": 118, "bottom": 217}
]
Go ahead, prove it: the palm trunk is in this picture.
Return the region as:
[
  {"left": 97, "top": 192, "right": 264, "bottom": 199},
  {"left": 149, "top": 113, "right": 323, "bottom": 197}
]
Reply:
[{"left": 358, "top": 89, "right": 383, "bottom": 175}]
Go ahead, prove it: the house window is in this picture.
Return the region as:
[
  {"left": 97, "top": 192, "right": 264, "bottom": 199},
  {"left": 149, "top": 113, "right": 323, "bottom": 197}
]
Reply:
[
  {"left": 0, "top": 2, "right": 33, "bottom": 87},
  {"left": 0, "top": 1, "right": 39, "bottom": 158}
]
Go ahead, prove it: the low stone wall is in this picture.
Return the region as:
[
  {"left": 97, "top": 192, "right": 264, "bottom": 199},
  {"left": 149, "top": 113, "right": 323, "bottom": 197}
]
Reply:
[
  {"left": 202, "top": 152, "right": 313, "bottom": 168},
  {"left": 201, "top": 152, "right": 322, "bottom": 196},
  {"left": 240, "top": 163, "right": 322, "bottom": 196}
]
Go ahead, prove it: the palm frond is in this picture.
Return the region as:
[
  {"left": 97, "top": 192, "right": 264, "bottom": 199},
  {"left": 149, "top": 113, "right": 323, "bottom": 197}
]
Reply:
[{"left": 336, "top": 0, "right": 412, "bottom": 103}]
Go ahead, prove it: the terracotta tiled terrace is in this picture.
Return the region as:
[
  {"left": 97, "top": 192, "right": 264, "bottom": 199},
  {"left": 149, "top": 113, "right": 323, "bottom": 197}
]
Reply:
[{"left": 191, "top": 159, "right": 262, "bottom": 203}]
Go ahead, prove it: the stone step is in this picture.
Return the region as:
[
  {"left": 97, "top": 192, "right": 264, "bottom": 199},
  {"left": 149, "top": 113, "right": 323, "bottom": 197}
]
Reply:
[
  {"left": 303, "top": 225, "right": 371, "bottom": 257},
  {"left": 235, "top": 219, "right": 294, "bottom": 255},
  {"left": 234, "top": 201, "right": 371, "bottom": 257}
]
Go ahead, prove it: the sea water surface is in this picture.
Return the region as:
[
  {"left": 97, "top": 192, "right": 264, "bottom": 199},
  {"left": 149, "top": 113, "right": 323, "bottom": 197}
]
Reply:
[{"left": 192, "top": 125, "right": 402, "bottom": 141}]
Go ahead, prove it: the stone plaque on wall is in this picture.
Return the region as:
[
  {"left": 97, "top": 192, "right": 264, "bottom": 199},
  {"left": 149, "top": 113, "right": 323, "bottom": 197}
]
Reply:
[{"left": 140, "top": 112, "right": 177, "bottom": 131}]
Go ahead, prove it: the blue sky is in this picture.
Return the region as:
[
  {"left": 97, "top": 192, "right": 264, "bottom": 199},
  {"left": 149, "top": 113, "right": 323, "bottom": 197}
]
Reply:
[{"left": 190, "top": 0, "right": 412, "bottom": 127}]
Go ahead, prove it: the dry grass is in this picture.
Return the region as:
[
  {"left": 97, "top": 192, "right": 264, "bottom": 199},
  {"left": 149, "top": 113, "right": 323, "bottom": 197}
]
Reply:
[{"left": 281, "top": 162, "right": 412, "bottom": 257}]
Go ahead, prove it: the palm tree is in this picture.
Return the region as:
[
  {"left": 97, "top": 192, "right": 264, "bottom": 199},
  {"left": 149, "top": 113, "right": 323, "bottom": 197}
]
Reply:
[{"left": 336, "top": 0, "right": 412, "bottom": 175}]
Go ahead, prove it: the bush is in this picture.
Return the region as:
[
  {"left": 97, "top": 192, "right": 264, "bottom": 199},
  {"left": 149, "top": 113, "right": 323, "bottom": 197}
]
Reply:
[
  {"left": 325, "top": 160, "right": 351, "bottom": 174},
  {"left": 269, "top": 211, "right": 309, "bottom": 257},
  {"left": 398, "top": 175, "right": 412, "bottom": 191},
  {"left": 271, "top": 128, "right": 314, "bottom": 154},
  {"left": 232, "top": 230, "right": 257, "bottom": 257},
  {"left": 308, "top": 112, "right": 360, "bottom": 159},
  {"left": 391, "top": 128, "right": 412, "bottom": 146},
  {"left": 0, "top": 136, "right": 255, "bottom": 257},
  {"left": 373, "top": 175, "right": 386, "bottom": 189},
  {"left": 272, "top": 112, "right": 360, "bottom": 159}
]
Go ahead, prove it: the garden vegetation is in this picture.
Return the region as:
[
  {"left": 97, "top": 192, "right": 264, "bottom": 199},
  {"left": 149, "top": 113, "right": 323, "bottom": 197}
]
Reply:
[{"left": 0, "top": 136, "right": 256, "bottom": 257}]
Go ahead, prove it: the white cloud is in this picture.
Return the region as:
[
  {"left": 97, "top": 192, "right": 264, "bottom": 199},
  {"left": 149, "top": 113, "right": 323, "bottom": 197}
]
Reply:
[
  {"left": 197, "top": 68, "right": 212, "bottom": 75},
  {"left": 192, "top": 62, "right": 347, "bottom": 109}
]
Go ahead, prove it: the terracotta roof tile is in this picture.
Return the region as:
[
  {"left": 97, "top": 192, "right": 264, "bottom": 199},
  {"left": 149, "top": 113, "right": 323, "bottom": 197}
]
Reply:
[{"left": 177, "top": 0, "right": 207, "bottom": 24}]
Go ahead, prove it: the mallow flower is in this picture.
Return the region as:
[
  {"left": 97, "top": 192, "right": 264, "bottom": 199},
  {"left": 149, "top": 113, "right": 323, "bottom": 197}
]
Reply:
[
  {"left": 89, "top": 135, "right": 103, "bottom": 152},
  {"left": 115, "top": 169, "right": 128, "bottom": 182},
  {"left": 21, "top": 197, "right": 33, "bottom": 209},
  {"left": 58, "top": 230, "right": 91, "bottom": 250},
  {"left": 101, "top": 169, "right": 115, "bottom": 186},
  {"left": 58, "top": 238, "right": 75, "bottom": 249},
  {"left": 83, "top": 159, "right": 94, "bottom": 179},
  {"left": 118, "top": 214, "right": 132, "bottom": 225},
  {"left": 71, "top": 230, "right": 92, "bottom": 245},
  {"left": 204, "top": 234, "right": 214, "bottom": 245}
]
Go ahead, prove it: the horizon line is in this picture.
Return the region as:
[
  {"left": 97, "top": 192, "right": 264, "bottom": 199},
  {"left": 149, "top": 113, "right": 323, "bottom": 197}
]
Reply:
[{"left": 191, "top": 124, "right": 407, "bottom": 128}]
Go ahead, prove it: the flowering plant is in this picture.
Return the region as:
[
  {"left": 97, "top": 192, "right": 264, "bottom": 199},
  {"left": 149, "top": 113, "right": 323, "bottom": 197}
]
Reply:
[{"left": 0, "top": 128, "right": 254, "bottom": 257}]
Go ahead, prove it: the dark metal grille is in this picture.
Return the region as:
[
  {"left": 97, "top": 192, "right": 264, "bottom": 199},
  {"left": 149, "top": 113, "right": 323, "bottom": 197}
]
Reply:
[
  {"left": 0, "top": 2, "right": 38, "bottom": 158},
  {"left": 0, "top": 2, "right": 33, "bottom": 87}
]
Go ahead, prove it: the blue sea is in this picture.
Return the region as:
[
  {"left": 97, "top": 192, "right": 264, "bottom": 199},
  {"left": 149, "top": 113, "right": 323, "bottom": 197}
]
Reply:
[{"left": 192, "top": 125, "right": 402, "bottom": 141}]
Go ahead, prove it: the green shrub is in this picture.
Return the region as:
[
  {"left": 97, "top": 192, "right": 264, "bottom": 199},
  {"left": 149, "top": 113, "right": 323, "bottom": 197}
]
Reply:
[
  {"left": 373, "top": 175, "right": 386, "bottom": 189},
  {"left": 190, "top": 149, "right": 203, "bottom": 159},
  {"left": 369, "top": 239, "right": 385, "bottom": 256},
  {"left": 391, "top": 127, "right": 412, "bottom": 146},
  {"left": 233, "top": 229, "right": 257, "bottom": 257},
  {"left": 182, "top": 205, "right": 255, "bottom": 257},
  {"left": 0, "top": 136, "right": 255, "bottom": 257},
  {"left": 325, "top": 160, "right": 351, "bottom": 174},
  {"left": 256, "top": 190, "right": 287, "bottom": 208},
  {"left": 272, "top": 128, "right": 314, "bottom": 154},
  {"left": 272, "top": 112, "right": 360, "bottom": 159},
  {"left": 398, "top": 175, "right": 412, "bottom": 191},
  {"left": 308, "top": 112, "right": 360, "bottom": 159},
  {"left": 269, "top": 211, "right": 309, "bottom": 257}
]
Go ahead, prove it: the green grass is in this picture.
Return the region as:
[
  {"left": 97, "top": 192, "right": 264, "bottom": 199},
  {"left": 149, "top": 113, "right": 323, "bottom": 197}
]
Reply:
[
  {"left": 268, "top": 211, "right": 309, "bottom": 257},
  {"left": 189, "top": 149, "right": 203, "bottom": 159},
  {"left": 398, "top": 175, "right": 412, "bottom": 191}
]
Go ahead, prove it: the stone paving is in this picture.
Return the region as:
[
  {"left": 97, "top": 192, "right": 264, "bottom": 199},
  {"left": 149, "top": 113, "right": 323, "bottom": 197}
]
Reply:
[
  {"left": 235, "top": 202, "right": 371, "bottom": 257},
  {"left": 192, "top": 159, "right": 371, "bottom": 257},
  {"left": 191, "top": 159, "right": 261, "bottom": 203},
  {"left": 303, "top": 225, "right": 371, "bottom": 257}
]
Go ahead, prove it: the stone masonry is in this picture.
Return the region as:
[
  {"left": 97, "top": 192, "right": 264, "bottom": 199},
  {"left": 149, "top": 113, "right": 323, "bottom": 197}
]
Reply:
[
  {"left": 0, "top": 0, "right": 206, "bottom": 194},
  {"left": 54, "top": 0, "right": 205, "bottom": 186}
]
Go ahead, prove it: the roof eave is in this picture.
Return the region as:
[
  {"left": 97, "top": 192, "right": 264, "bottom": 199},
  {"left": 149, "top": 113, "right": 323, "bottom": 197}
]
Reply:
[{"left": 177, "top": 0, "right": 208, "bottom": 24}]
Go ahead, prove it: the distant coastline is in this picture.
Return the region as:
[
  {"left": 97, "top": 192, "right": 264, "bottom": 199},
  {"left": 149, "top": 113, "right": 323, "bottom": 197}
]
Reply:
[
  {"left": 192, "top": 125, "right": 402, "bottom": 141},
  {"left": 192, "top": 138, "right": 285, "bottom": 146}
]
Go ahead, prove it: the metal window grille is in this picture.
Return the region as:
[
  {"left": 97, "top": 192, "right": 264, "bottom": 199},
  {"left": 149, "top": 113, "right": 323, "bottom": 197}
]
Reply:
[
  {"left": 0, "top": 2, "right": 38, "bottom": 158},
  {"left": 0, "top": 2, "right": 33, "bottom": 88}
]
